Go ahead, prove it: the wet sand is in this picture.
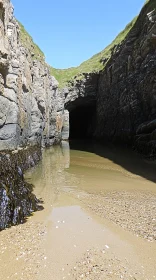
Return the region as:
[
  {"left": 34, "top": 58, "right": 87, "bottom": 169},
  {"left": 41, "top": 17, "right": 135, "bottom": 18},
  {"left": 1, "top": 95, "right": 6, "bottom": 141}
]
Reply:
[{"left": 0, "top": 142, "right": 156, "bottom": 279}]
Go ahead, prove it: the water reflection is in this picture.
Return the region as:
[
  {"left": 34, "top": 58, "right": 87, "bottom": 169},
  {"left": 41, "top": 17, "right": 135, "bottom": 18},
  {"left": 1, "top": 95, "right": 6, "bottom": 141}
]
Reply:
[
  {"left": 70, "top": 140, "right": 156, "bottom": 184},
  {"left": 2, "top": 142, "right": 156, "bottom": 280},
  {"left": 25, "top": 140, "right": 156, "bottom": 206},
  {"left": 25, "top": 141, "right": 74, "bottom": 207},
  {"left": 60, "top": 141, "right": 70, "bottom": 169}
]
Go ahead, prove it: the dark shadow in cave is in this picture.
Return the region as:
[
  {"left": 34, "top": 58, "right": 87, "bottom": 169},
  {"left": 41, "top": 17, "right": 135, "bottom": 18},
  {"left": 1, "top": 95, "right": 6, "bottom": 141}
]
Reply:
[
  {"left": 66, "top": 97, "right": 156, "bottom": 184},
  {"left": 69, "top": 104, "right": 96, "bottom": 140}
]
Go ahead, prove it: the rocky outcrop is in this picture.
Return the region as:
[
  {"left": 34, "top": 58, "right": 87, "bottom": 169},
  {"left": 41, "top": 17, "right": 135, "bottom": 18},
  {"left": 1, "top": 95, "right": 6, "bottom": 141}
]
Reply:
[
  {"left": 2, "top": 0, "right": 155, "bottom": 155},
  {"left": 1, "top": 0, "right": 156, "bottom": 230},
  {"left": 64, "top": 0, "right": 156, "bottom": 157},
  {"left": 64, "top": 72, "right": 99, "bottom": 139},
  {"left": 95, "top": 1, "right": 156, "bottom": 144},
  {"left": 65, "top": 72, "right": 99, "bottom": 111},
  {"left": 0, "top": 0, "right": 69, "bottom": 230},
  {"left": 0, "top": 0, "right": 69, "bottom": 151},
  {"left": 0, "top": 146, "right": 42, "bottom": 230},
  {"left": 94, "top": 0, "right": 156, "bottom": 157}
]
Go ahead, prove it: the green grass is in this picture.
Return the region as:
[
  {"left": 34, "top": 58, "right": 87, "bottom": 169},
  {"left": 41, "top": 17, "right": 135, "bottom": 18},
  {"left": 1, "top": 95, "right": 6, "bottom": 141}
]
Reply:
[
  {"left": 50, "top": 0, "right": 156, "bottom": 88},
  {"left": 18, "top": 17, "right": 135, "bottom": 88},
  {"left": 50, "top": 17, "right": 137, "bottom": 88},
  {"left": 18, "top": 21, "right": 45, "bottom": 62},
  {"left": 17, "top": 0, "right": 155, "bottom": 89}
]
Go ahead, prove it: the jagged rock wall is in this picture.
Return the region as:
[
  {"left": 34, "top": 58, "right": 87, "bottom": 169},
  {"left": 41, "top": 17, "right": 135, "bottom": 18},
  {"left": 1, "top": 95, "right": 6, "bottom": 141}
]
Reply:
[
  {"left": 64, "top": 72, "right": 99, "bottom": 138},
  {"left": 94, "top": 0, "right": 156, "bottom": 157},
  {"left": 0, "top": 146, "right": 42, "bottom": 230},
  {"left": 65, "top": 73, "right": 99, "bottom": 111},
  {"left": 0, "top": 0, "right": 69, "bottom": 151},
  {"left": 0, "top": 0, "right": 70, "bottom": 230},
  {"left": 65, "top": 0, "right": 156, "bottom": 157},
  {"left": 95, "top": 1, "right": 156, "bottom": 144},
  {"left": 1, "top": 0, "right": 156, "bottom": 158}
]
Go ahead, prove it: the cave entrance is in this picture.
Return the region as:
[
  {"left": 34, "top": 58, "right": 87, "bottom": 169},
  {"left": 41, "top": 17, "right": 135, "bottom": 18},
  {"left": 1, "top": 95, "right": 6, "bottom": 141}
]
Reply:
[{"left": 69, "top": 103, "right": 96, "bottom": 140}]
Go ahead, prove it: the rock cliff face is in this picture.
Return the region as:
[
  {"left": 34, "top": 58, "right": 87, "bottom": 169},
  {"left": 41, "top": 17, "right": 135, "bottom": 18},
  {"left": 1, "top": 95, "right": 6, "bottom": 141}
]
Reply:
[
  {"left": 64, "top": 73, "right": 99, "bottom": 139},
  {"left": 0, "top": 0, "right": 69, "bottom": 230},
  {"left": 64, "top": 0, "right": 156, "bottom": 157},
  {"left": 1, "top": 0, "right": 156, "bottom": 155},
  {"left": 0, "top": 147, "right": 42, "bottom": 230},
  {"left": 0, "top": 0, "right": 68, "bottom": 151},
  {"left": 96, "top": 0, "right": 156, "bottom": 151},
  {"left": 1, "top": 0, "right": 156, "bottom": 230}
]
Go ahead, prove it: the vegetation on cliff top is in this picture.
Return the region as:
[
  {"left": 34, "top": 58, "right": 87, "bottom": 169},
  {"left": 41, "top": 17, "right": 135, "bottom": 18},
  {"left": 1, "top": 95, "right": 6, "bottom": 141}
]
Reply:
[
  {"left": 17, "top": 0, "right": 154, "bottom": 88},
  {"left": 51, "top": 0, "right": 156, "bottom": 88},
  {"left": 50, "top": 17, "right": 137, "bottom": 88},
  {"left": 17, "top": 16, "right": 137, "bottom": 88},
  {"left": 18, "top": 21, "right": 45, "bottom": 62}
]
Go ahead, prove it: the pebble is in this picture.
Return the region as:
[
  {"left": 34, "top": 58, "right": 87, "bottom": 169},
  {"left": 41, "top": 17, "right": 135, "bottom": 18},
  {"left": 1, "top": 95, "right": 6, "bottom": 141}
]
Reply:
[{"left": 71, "top": 248, "right": 147, "bottom": 280}]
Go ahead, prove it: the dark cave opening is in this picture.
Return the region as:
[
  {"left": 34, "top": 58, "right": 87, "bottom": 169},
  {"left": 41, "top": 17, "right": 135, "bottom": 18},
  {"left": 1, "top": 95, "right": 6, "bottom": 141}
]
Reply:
[{"left": 69, "top": 104, "right": 96, "bottom": 139}]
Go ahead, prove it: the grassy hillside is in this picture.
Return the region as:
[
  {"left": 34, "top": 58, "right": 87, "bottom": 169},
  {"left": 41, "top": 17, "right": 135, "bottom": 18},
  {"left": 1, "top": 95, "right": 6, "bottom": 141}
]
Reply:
[
  {"left": 50, "top": 17, "right": 137, "bottom": 88},
  {"left": 18, "top": 21, "right": 45, "bottom": 62},
  {"left": 17, "top": 0, "right": 154, "bottom": 89},
  {"left": 18, "top": 17, "right": 136, "bottom": 88},
  {"left": 50, "top": 0, "right": 156, "bottom": 88}
]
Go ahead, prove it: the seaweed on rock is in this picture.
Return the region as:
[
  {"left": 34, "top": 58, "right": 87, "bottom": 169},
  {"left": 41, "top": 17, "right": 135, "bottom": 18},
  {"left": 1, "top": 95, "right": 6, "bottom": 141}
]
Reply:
[{"left": 0, "top": 146, "right": 43, "bottom": 230}]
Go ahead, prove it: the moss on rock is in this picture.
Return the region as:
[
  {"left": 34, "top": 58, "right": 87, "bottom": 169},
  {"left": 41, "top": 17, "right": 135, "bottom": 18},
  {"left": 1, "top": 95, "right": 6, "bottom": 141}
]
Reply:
[{"left": 0, "top": 146, "right": 43, "bottom": 230}]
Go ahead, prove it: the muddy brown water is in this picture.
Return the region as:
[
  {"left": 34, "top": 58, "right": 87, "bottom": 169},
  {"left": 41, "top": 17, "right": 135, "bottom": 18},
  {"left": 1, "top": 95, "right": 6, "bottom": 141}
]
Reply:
[{"left": 0, "top": 141, "right": 156, "bottom": 280}]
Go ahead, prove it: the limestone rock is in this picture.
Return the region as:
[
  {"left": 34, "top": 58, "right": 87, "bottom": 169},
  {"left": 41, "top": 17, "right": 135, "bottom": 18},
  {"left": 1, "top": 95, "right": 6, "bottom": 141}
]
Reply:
[
  {"left": 63, "top": 0, "right": 156, "bottom": 157},
  {"left": 62, "top": 110, "right": 69, "bottom": 140},
  {"left": 0, "top": 0, "right": 69, "bottom": 151}
]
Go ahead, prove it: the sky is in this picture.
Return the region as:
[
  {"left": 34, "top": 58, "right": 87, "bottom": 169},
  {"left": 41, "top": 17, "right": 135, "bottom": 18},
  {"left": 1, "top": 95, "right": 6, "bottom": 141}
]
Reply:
[{"left": 11, "top": 0, "right": 145, "bottom": 69}]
